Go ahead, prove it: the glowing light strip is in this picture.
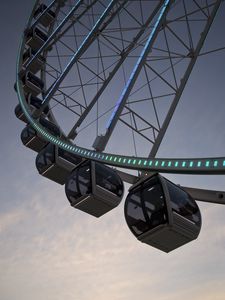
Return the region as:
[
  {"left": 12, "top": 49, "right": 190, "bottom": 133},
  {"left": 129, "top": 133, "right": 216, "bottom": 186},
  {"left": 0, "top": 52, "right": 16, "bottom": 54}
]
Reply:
[
  {"left": 16, "top": 0, "right": 225, "bottom": 175},
  {"left": 42, "top": 0, "right": 117, "bottom": 107},
  {"left": 106, "top": 0, "right": 170, "bottom": 129}
]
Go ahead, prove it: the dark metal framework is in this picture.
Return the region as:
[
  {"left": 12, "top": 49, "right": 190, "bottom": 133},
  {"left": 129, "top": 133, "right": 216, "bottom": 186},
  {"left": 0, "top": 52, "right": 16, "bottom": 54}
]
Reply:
[
  {"left": 16, "top": 0, "right": 225, "bottom": 205},
  {"left": 22, "top": 0, "right": 222, "bottom": 157}
]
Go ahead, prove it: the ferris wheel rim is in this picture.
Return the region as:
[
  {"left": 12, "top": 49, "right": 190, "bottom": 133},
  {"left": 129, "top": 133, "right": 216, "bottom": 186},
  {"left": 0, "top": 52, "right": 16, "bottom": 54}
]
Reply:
[
  {"left": 16, "top": 75, "right": 225, "bottom": 176},
  {"left": 16, "top": 0, "right": 225, "bottom": 176}
]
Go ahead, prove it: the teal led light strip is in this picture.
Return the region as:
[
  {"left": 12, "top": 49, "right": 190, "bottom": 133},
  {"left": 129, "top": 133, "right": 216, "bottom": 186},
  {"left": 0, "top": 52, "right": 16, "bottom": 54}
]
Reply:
[
  {"left": 16, "top": 1, "right": 225, "bottom": 176},
  {"left": 106, "top": 0, "right": 170, "bottom": 129}
]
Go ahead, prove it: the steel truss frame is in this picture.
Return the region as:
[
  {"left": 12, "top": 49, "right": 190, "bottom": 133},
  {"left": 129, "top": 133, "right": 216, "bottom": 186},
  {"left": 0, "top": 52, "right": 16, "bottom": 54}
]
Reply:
[{"left": 16, "top": 0, "right": 225, "bottom": 206}]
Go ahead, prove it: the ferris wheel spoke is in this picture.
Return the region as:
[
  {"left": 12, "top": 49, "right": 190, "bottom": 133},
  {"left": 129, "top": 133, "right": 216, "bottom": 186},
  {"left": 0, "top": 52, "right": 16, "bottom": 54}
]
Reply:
[
  {"left": 150, "top": 0, "right": 223, "bottom": 157},
  {"left": 47, "top": 0, "right": 99, "bottom": 52},
  {"left": 93, "top": 0, "right": 222, "bottom": 157},
  {"left": 14, "top": 1, "right": 225, "bottom": 252},
  {"left": 16, "top": 0, "right": 225, "bottom": 181},
  {"left": 66, "top": 1, "right": 164, "bottom": 140},
  {"left": 38, "top": 0, "right": 127, "bottom": 115},
  {"left": 25, "top": 0, "right": 85, "bottom": 71},
  {"left": 92, "top": 0, "right": 172, "bottom": 152},
  {"left": 30, "top": 0, "right": 59, "bottom": 30}
]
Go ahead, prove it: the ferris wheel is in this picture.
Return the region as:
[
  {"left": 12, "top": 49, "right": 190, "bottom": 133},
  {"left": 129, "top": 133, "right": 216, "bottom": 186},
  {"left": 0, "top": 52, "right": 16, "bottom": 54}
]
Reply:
[{"left": 15, "top": 0, "right": 225, "bottom": 252}]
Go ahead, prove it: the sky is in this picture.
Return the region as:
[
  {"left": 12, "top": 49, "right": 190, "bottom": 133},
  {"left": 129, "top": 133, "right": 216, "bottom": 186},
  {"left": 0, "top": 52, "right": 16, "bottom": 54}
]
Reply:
[{"left": 1, "top": 1, "right": 225, "bottom": 300}]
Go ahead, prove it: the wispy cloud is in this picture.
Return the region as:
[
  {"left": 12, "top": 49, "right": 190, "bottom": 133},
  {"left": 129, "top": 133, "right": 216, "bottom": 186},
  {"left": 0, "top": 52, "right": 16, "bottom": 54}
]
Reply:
[
  {"left": 0, "top": 210, "right": 26, "bottom": 234},
  {"left": 1, "top": 179, "right": 225, "bottom": 300}
]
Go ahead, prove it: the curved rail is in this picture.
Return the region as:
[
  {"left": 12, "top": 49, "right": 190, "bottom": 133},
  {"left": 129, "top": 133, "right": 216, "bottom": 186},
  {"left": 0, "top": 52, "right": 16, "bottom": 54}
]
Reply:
[{"left": 16, "top": 0, "right": 225, "bottom": 175}]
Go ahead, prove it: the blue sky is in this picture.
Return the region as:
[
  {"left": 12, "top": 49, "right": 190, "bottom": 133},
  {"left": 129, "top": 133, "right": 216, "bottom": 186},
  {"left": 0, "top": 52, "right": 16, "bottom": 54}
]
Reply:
[{"left": 1, "top": 1, "right": 225, "bottom": 300}]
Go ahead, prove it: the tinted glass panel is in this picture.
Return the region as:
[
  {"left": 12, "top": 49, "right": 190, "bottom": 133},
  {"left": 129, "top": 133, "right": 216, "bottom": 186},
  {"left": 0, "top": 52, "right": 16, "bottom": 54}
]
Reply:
[
  {"left": 23, "top": 48, "right": 31, "bottom": 62},
  {"left": 21, "top": 126, "right": 36, "bottom": 144},
  {"left": 142, "top": 176, "right": 167, "bottom": 230},
  {"left": 125, "top": 190, "right": 150, "bottom": 236},
  {"left": 167, "top": 181, "right": 201, "bottom": 226},
  {"left": 95, "top": 163, "right": 123, "bottom": 197},
  {"left": 27, "top": 72, "right": 44, "bottom": 89},
  {"left": 125, "top": 175, "right": 168, "bottom": 237},
  {"left": 65, "top": 169, "right": 80, "bottom": 204},
  {"left": 65, "top": 162, "right": 92, "bottom": 204},
  {"left": 77, "top": 163, "right": 92, "bottom": 196},
  {"left": 34, "top": 4, "right": 56, "bottom": 18},
  {"left": 15, "top": 104, "right": 23, "bottom": 117},
  {"left": 36, "top": 143, "right": 55, "bottom": 172},
  {"left": 29, "top": 95, "right": 42, "bottom": 109},
  {"left": 34, "top": 27, "right": 48, "bottom": 41}
]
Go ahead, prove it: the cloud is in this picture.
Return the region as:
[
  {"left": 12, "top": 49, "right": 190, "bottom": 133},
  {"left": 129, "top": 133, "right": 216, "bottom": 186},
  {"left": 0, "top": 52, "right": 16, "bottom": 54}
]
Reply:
[
  {"left": 1, "top": 177, "right": 225, "bottom": 300},
  {"left": 0, "top": 210, "right": 26, "bottom": 235}
]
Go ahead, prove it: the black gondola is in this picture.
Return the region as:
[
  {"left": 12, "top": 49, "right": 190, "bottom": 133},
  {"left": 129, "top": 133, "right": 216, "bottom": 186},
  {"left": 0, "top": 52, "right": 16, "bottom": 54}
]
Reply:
[
  {"left": 21, "top": 117, "right": 60, "bottom": 152},
  {"left": 15, "top": 104, "right": 29, "bottom": 123},
  {"left": 25, "top": 27, "right": 48, "bottom": 51},
  {"left": 15, "top": 94, "right": 49, "bottom": 123},
  {"left": 23, "top": 48, "right": 46, "bottom": 74},
  {"left": 34, "top": 4, "right": 56, "bottom": 27},
  {"left": 21, "top": 71, "right": 44, "bottom": 96},
  {"left": 65, "top": 161, "right": 124, "bottom": 217},
  {"left": 124, "top": 174, "right": 201, "bottom": 253},
  {"left": 36, "top": 143, "right": 82, "bottom": 185}
]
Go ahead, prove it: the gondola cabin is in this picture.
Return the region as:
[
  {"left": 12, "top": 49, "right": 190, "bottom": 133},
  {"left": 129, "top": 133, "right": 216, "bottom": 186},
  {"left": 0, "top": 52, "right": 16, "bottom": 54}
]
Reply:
[
  {"left": 33, "top": 4, "right": 56, "bottom": 28},
  {"left": 21, "top": 117, "right": 60, "bottom": 152},
  {"left": 15, "top": 94, "right": 49, "bottom": 123},
  {"left": 124, "top": 174, "right": 201, "bottom": 253},
  {"left": 25, "top": 27, "right": 48, "bottom": 51},
  {"left": 21, "top": 71, "right": 44, "bottom": 96},
  {"left": 23, "top": 48, "right": 46, "bottom": 74},
  {"left": 36, "top": 143, "right": 82, "bottom": 185},
  {"left": 21, "top": 125, "right": 46, "bottom": 152},
  {"left": 65, "top": 160, "right": 124, "bottom": 217},
  {"left": 15, "top": 104, "right": 29, "bottom": 123}
]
